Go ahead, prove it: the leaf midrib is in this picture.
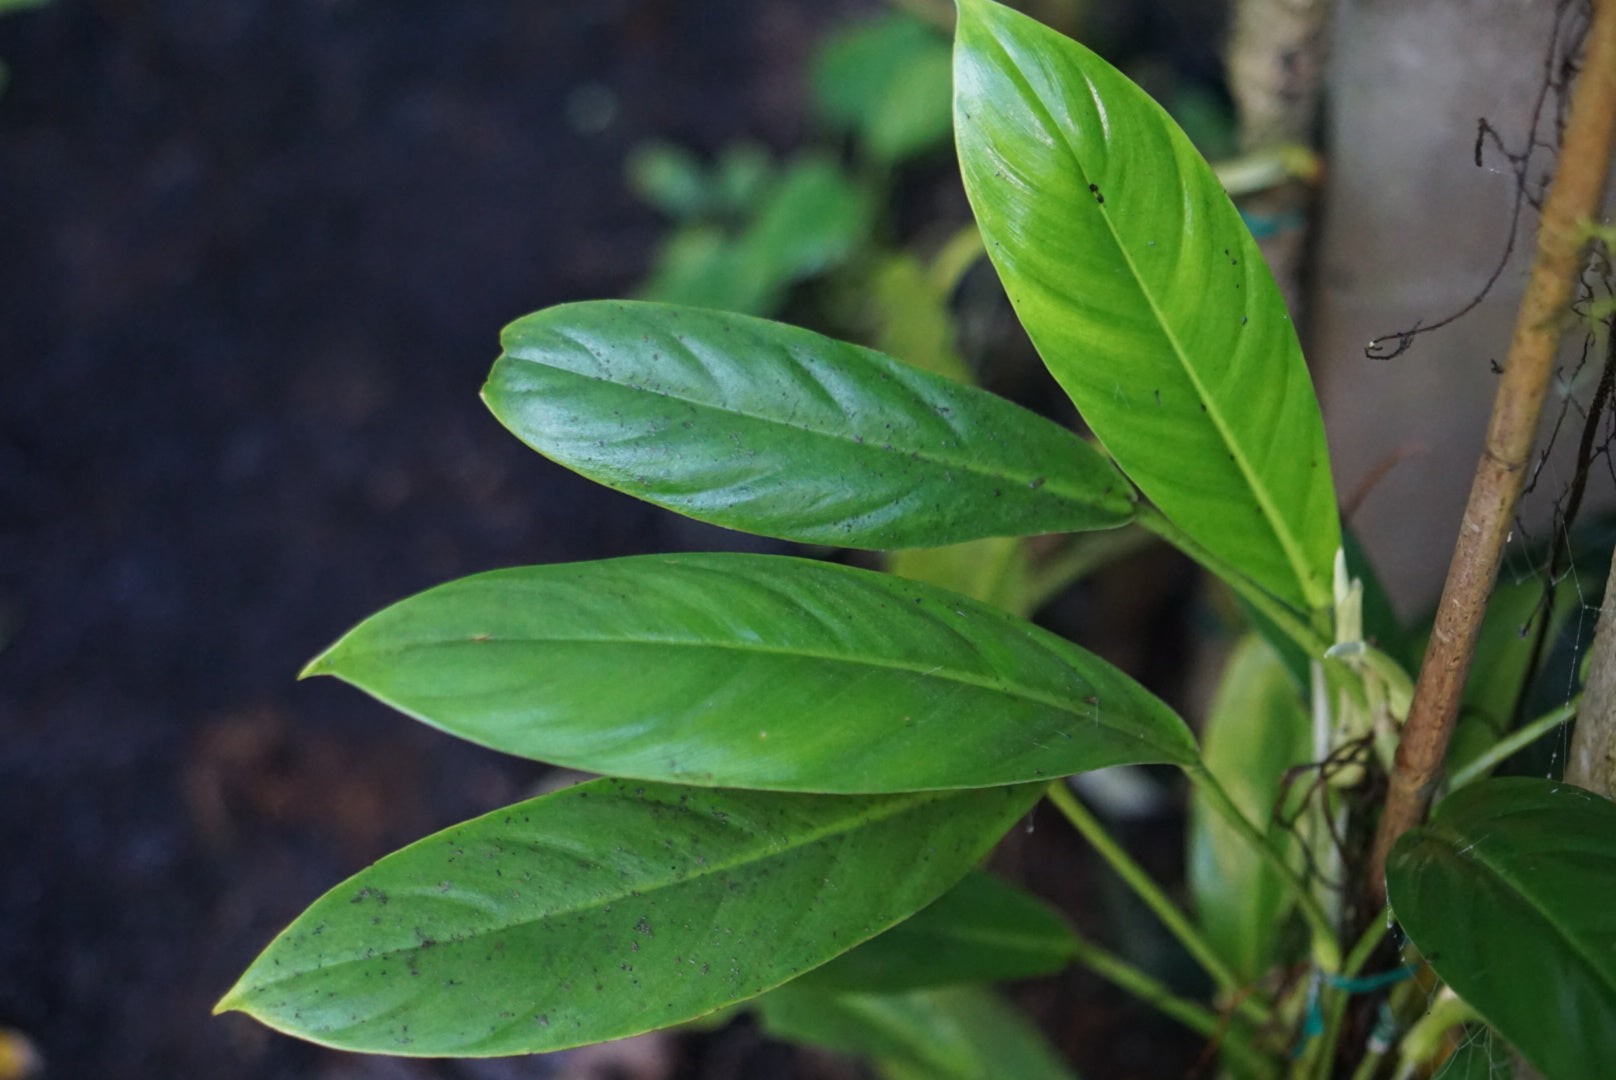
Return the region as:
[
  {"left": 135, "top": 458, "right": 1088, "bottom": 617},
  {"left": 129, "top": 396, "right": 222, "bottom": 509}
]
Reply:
[
  {"left": 237, "top": 784, "right": 986, "bottom": 998},
  {"left": 1433, "top": 825, "right": 1616, "bottom": 1000},
  {"left": 337, "top": 631, "right": 1180, "bottom": 754},
  {"left": 497, "top": 332, "right": 1126, "bottom": 515}
]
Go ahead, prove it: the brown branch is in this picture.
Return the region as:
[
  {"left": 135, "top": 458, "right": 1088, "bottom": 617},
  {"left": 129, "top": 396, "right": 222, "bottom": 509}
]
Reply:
[{"left": 1367, "top": 0, "right": 1616, "bottom": 901}]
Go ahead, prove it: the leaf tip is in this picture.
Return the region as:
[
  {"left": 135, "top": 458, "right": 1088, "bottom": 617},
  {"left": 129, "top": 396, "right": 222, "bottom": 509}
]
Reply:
[
  {"left": 297, "top": 652, "right": 334, "bottom": 680},
  {"left": 212, "top": 987, "right": 247, "bottom": 1017}
]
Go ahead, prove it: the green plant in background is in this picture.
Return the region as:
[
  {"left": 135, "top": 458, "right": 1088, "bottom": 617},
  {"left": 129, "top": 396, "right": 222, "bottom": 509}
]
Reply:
[
  {"left": 625, "top": 9, "right": 953, "bottom": 319},
  {"left": 216, "top": 1, "right": 1616, "bottom": 1077}
]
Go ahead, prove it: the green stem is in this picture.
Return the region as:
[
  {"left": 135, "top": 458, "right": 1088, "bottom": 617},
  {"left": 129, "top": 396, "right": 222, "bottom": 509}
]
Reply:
[
  {"left": 1183, "top": 765, "right": 1342, "bottom": 973},
  {"left": 1025, "top": 524, "right": 1155, "bottom": 612},
  {"left": 1303, "top": 911, "right": 1392, "bottom": 1078},
  {"left": 1067, "top": 933, "right": 1279, "bottom": 1079},
  {"left": 1448, "top": 699, "right": 1579, "bottom": 790},
  {"left": 1136, "top": 504, "right": 1330, "bottom": 658},
  {"left": 1045, "top": 781, "right": 1270, "bottom": 1026},
  {"left": 1347, "top": 1044, "right": 1386, "bottom": 1080}
]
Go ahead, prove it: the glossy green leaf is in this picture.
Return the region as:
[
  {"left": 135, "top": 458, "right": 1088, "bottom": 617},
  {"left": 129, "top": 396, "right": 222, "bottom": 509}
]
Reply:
[
  {"left": 954, "top": 0, "right": 1339, "bottom": 614},
  {"left": 216, "top": 777, "right": 1041, "bottom": 1056},
  {"left": 812, "top": 13, "right": 955, "bottom": 165},
  {"left": 487, "top": 302, "right": 1135, "bottom": 549},
  {"left": 1387, "top": 778, "right": 1616, "bottom": 1080},
  {"left": 1188, "top": 635, "right": 1311, "bottom": 983},
  {"left": 794, "top": 869, "right": 1076, "bottom": 992},
  {"left": 484, "top": 299, "right": 1131, "bottom": 549},
  {"left": 305, "top": 553, "right": 1198, "bottom": 792},
  {"left": 758, "top": 983, "right": 1077, "bottom": 1080}
]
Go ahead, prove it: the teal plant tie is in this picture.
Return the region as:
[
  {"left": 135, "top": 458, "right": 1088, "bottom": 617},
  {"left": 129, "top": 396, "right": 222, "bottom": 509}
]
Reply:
[{"left": 1323, "top": 963, "right": 1417, "bottom": 994}]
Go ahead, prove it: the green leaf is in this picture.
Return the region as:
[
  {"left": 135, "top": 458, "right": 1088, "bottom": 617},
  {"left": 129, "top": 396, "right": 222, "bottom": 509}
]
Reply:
[
  {"left": 306, "top": 553, "right": 1198, "bottom": 792},
  {"left": 954, "top": 0, "right": 1339, "bottom": 614},
  {"left": 637, "top": 226, "right": 777, "bottom": 315},
  {"left": 626, "top": 141, "right": 713, "bottom": 220},
  {"left": 812, "top": 13, "right": 956, "bottom": 165},
  {"left": 740, "top": 154, "right": 872, "bottom": 283},
  {"left": 794, "top": 869, "right": 1076, "bottom": 993},
  {"left": 635, "top": 153, "right": 864, "bottom": 316},
  {"left": 216, "top": 777, "right": 1041, "bottom": 1056},
  {"left": 1461, "top": 575, "right": 1576, "bottom": 732},
  {"left": 758, "top": 983, "right": 1078, "bottom": 1080},
  {"left": 487, "top": 301, "right": 1136, "bottom": 549},
  {"left": 1387, "top": 777, "right": 1616, "bottom": 1080},
  {"left": 1188, "top": 635, "right": 1311, "bottom": 983}
]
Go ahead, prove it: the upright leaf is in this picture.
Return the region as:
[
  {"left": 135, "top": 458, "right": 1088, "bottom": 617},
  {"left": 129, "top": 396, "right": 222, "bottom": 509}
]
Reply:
[
  {"left": 305, "top": 553, "right": 1199, "bottom": 793},
  {"left": 217, "top": 777, "right": 1041, "bottom": 1057},
  {"left": 954, "top": 0, "right": 1338, "bottom": 613},
  {"left": 1387, "top": 778, "right": 1616, "bottom": 1080},
  {"left": 486, "top": 301, "right": 1135, "bottom": 550}
]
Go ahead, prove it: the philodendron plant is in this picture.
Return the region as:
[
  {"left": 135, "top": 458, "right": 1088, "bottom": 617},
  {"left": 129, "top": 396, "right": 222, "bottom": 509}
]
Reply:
[{"left": 217, "top": 2, "right": 1616, "bottom": 1077}]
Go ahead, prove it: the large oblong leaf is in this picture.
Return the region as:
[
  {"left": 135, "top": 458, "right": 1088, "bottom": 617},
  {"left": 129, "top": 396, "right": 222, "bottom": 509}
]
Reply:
[
  {"left": 304, "top": 553, "right": 1198, "bottom": 792},
  {"left": 1387, "top": 778, "right": 1616, "bottom": 1080},
  {"left": 485, "top": 300, "right": 1135, "bottom": 549},
  {"left": 216, "top": 777, "right": 1041, "bottom": 1057},
  {"left": 954, "top": 0, "right": 1338, "bottom": 613}
]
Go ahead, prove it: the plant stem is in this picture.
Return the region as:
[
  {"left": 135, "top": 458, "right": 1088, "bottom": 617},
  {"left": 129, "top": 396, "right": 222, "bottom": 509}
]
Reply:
[
  {"left": 1066, "top": 932, "right": 1279, "bottom": 1080},
  {"left": 1448, "top": 699, "right": 1579, "bottom": 789},
  {"left": 1025, "top": 524, "right": 1154, "bottom": 612},
  {"left": 1184, "top": 765, "right": 1342, "bottom": 973},
  {"left": 1302, "top": 910, "right": 1393, "bottom": 1078},
  {"left": 1045, "top": 780, "right": 1270, "bottom": 1026},
  {"left": 1135, "top": 504, "right": 1330, "bottom": 657},
  {"left": 1367, "top": 0, "right": 1616, "bottom": 899}
]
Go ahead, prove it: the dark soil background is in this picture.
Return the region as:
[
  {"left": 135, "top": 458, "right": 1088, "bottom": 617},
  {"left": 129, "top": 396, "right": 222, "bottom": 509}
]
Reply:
[{"left": 1, "top": 2, "right": 1225, "bottom": 1076}]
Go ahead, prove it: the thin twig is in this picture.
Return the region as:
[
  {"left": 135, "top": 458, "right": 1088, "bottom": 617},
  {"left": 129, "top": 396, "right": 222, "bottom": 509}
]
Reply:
[
  {"left": 1045, "top": 780, "right": 1272, "bottom": 1026},
  {"left": 1064, "top": 931, "right": 1280, "bottom": 1079},
  {"left": 1367, "top": 0, "right": 1616, "bottom": 899}
]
